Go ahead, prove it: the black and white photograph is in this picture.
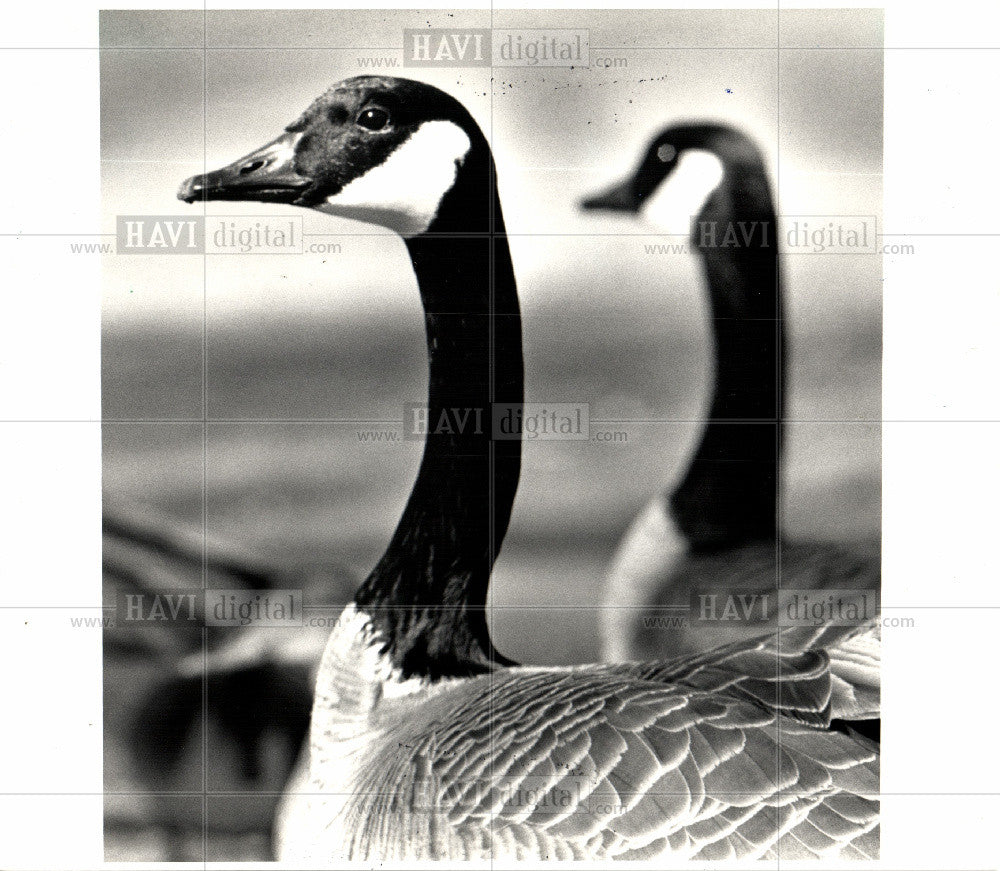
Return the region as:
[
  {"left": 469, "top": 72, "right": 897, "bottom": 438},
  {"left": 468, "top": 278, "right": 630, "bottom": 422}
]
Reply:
[{"left": 3, "top": 1, "right": 1000, "bottom": 868}]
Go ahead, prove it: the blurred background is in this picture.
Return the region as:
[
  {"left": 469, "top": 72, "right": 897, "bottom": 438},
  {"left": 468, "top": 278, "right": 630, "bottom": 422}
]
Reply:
[{"left": 101, "top": 7, "right": 882, "bottom": 860}]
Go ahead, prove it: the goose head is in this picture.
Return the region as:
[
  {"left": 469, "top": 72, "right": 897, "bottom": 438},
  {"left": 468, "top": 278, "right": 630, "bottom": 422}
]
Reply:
[
  {"left": 581, "top": 122, "right": 765, "bottom": 216},
  {"left": 178, "top": 76, "right": 488, "bottom": 237}
]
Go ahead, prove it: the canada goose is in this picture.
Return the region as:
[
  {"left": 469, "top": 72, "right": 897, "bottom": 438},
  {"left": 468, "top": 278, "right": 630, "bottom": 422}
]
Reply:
[
  {"left": 582, "top": 123, "right": 880, "bottom": 663},
  {"left": 103, "top": 502, "right": 348, "bottom": 856},
  {"left": 179, "top": 78, "right": 878, "bottom": 861}
]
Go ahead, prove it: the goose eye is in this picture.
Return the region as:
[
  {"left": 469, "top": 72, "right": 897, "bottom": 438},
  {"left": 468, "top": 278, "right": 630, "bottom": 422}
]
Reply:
[
  {"left": 657, "top": 143, "right": 677, "bottom": 163},
  {"left": 356, "top": 107, "right": 391, "bottom": 131}
]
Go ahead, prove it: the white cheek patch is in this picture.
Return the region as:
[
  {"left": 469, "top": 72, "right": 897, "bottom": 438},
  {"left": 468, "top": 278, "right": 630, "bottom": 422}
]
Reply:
[
  {"left": 317, "top": 120, "right": 472, "bottom": 238},
  {"left": 642, "top": 151, "right": 724, "bottom": 234}
]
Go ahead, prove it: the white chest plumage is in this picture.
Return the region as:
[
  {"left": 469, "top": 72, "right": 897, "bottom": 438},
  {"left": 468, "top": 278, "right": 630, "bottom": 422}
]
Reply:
[
  {"left": 601, "top": 497, "right": 688, "bottom": 662},
  {"left": 275, "top": 603, "right": 446, "bottom": 860}
]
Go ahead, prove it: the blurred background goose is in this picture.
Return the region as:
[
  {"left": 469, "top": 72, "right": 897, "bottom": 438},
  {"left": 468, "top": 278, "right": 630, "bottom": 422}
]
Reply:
[
  {"left": 103, "top": 501, "right": 351, "bottom": 858},
  {"left": 179, "top": 77, "right": 879, "bottom": 861},
  {"left": 582, "top": 123, "right": 880, "bottom": 663}
]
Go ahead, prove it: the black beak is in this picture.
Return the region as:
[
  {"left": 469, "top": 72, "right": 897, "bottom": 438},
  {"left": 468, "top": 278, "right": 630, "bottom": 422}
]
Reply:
[
  {"left": 177, "top": 132, "right": 311, "bottom": 205},
  {"left": 580, "top": 179, "right": 641, "bottom": 214}
]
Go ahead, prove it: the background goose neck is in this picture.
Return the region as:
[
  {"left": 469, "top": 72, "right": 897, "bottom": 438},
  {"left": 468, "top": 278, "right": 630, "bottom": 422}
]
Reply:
[{"left": 669, "top": 127, "right": 783, "bottom": 550}]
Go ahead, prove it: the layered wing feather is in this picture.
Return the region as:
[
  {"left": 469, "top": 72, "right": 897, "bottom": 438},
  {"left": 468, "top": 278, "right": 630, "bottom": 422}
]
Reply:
[{"left": 345, "top": 631, "right": 878, "bottom": 861}]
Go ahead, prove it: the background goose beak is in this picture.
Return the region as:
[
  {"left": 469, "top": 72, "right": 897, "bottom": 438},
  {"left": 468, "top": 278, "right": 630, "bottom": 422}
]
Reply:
[
  {"left": 177, "top": 132, "right": 310, "bottom": 204},
  {"left": 580, "top": 179, "right": 640, "bottom": 213}
]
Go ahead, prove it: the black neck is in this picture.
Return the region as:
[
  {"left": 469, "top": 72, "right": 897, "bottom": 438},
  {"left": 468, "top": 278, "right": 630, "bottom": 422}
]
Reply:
[
  {"left": 657, "top": 127, "right": 783, "bottom": 549},
  {"left": 353, "top": 140, "right": 522, "bottom": 679}
]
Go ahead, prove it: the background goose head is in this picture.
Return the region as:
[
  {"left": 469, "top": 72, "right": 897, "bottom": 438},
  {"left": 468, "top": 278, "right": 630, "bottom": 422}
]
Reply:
[
  {"left": 581, "top": 121, "right": 767, "bottom": 218},
  {"left": 178, "top": 75, "right": 494, "bottom": 237}
]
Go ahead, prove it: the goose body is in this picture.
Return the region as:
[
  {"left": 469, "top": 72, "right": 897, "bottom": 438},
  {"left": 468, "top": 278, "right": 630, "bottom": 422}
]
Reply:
[
  {"left": 583, "top": 124, "right": 880, "bottom": 663},
  {"left": 288, "top": 610, "right": 878, "bottom": 861},
  {"left": 180, "top": 79, "right": 878, "bottom": 861}
]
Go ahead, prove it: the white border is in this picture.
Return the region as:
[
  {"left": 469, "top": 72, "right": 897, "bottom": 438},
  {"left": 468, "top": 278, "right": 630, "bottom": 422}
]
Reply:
[{"left": 3, "top": 1, "right": 1000, "bottom": 868}]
